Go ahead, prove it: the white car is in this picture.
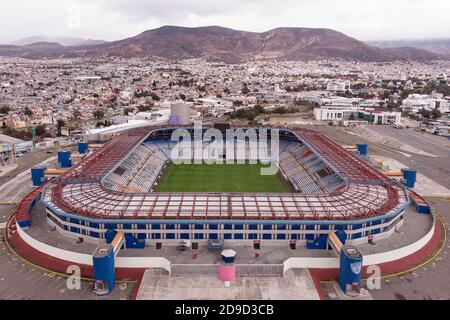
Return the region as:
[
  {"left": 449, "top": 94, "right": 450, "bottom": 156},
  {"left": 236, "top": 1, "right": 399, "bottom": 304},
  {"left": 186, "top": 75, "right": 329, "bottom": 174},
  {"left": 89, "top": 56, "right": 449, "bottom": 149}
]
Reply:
[{"left": 15, "top": 153, "right": 24, "bottom": 157}]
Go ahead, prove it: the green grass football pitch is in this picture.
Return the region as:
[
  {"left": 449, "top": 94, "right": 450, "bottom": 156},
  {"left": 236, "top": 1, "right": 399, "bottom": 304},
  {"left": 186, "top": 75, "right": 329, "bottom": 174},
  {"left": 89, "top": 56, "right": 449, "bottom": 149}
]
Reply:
[{"left": 154, "top": 163, "right": 293, "bottom": 193}]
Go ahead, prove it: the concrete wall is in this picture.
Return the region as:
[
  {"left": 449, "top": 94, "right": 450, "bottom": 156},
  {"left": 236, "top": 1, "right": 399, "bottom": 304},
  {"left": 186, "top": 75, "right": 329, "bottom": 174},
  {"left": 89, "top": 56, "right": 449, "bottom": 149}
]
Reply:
[
  {"left": 16, "top": 223, "right": 171, "bottom": 274},
  {"left": 283, "top": 214, "right": 436, "bottom": 274},
  {"left": 16, "top": 213, "right": 436, "bottom": 278}
]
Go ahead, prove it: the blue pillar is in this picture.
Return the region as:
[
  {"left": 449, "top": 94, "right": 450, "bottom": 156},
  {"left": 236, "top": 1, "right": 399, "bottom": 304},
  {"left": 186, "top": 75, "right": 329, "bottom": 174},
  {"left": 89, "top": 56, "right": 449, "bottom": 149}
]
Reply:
[
  {"left": 31, "top": 166, "right": 47, "bottom": 186},
  {"left": 402, "top": 169, "right": 417, "bottom": 188},
  {"left": 356, "top": 144, "right": 368, "bottom": 157},
  {"left": 339, "top": 245, "right": 363, "bottom": 294},
  {"left": 78, "top": 142, "right": 89, "bottom": 154},
  {"left": 105, "top": 229, "right": 118, "bottom": 244},
  {"left": 57, "top": 151, "right": 72, "bottom": 168},
  {"left": 93, "top": 244, "right": 115, "bottom": 295}
]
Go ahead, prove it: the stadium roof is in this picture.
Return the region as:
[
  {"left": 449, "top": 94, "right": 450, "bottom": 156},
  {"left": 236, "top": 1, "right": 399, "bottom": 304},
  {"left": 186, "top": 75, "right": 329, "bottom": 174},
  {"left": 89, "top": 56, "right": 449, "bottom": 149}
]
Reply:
[{"left": 42, "top": 126, "right": 409, "bottom": 221}]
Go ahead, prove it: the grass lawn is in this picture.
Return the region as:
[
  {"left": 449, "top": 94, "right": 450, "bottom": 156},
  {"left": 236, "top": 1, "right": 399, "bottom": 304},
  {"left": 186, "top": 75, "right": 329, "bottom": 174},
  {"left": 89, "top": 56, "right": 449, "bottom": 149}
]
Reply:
[{"left": 155, "top": 163, "right": 293, "bottom": 193}]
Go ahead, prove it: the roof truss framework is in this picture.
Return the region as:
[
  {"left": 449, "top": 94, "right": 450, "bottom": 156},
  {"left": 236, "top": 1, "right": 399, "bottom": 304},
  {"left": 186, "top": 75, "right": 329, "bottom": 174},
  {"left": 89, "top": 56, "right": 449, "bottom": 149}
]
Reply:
[{"left": 45, "top": 126, "right": 408, "bottom": 221}]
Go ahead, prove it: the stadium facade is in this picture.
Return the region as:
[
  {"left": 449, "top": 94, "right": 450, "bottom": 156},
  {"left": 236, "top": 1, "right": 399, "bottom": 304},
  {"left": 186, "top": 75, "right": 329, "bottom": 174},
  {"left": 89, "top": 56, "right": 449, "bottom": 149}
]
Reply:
[{"left": 26, "top": 126, "right": 409, "bottom": 246}]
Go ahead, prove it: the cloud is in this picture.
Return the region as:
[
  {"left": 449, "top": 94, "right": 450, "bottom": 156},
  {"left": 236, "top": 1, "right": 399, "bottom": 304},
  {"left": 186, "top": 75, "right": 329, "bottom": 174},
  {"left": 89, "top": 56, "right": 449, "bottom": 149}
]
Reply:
[{"left": 0, "top": 0, "right": 449, "bottom": 42}]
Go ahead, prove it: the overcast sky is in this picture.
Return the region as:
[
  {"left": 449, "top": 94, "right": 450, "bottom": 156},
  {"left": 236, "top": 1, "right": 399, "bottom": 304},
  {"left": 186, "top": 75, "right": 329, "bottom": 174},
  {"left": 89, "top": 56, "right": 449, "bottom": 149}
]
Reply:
[{"left": 0, "top": 0, "right": 449, "bottom": 43}]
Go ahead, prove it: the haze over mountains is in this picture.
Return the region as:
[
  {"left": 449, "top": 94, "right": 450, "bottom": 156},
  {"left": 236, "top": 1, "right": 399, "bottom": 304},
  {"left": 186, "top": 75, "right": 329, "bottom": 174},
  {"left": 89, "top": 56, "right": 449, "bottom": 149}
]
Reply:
[
  {"left": 369, "top": 39, "right": 450, "bottom": 56},
  {"left": 0, "top": 26, "right": 447, "bottom": 63},
  {"left": 9, "top": 36, "right": 107, "bottom": 47}
]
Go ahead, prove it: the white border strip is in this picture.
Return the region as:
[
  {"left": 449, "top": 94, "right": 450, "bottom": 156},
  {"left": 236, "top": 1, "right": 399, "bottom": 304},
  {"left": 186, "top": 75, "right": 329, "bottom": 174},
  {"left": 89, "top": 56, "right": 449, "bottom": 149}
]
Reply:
[
  {"left": 283, "top": 213, "right": 436, "bottom": 273},
  {"left": 14, "top": 213, "right": 435, "bottom": 277},
  {"left": 15, "top": 224, "right": 171, "bottom": 274}
]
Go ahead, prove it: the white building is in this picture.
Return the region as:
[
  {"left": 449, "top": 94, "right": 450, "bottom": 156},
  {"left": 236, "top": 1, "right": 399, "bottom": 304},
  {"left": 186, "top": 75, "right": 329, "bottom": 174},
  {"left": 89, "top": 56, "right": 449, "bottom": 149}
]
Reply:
[
  {"left": 197, "top": 97, "right": 233, "bottom": 117},
  {"left": 296, "top": 90, "right": 330, "bottom": 103},
  {"left": 197, "top": 97, "right": 233, "bottom": 109},
  {"left": 314, "top": 107, "right": 358, "bottom": 121},
  {"left": 73, "top": 76, "right": 102, "bottom": 81},
  {"left": 326, "top": 80, "right": 351, "bottom": 92},
  {"left": 314, "top": 107, "right": 401, "bottom": 125},
  {"left": 320, "top": 96, "right": 361, "bottom": 108},
  {"left": 402, "top": 94, "right": 449, "bottom": 114}
]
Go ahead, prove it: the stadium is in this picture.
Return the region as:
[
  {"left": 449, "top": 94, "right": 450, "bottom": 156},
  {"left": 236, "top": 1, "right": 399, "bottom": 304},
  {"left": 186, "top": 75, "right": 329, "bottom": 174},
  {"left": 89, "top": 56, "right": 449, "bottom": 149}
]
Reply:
[
  {"left": 8, "top": 124, "right": 442, "bottom": 297},
  {"left": 20, "top": 125, "right": 409, "bottom": 245}
]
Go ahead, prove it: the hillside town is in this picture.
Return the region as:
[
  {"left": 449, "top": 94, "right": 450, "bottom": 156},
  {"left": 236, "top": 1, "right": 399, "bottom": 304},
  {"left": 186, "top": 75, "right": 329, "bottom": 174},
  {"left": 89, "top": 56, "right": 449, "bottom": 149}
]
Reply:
[{"left": 0, "top": 57, "right": 448, "bottom": 153}]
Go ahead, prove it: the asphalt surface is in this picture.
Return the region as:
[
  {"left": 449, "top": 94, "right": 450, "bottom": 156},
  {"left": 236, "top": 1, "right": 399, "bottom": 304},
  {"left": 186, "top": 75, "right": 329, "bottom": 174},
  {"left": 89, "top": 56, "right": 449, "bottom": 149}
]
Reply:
[
  {"left": 311, "top": 125, "right": 450, "bottom": 189},
  {"left": 0, "top": 149, "right": 135, "bottom": 300},
  {"left": 298, "top": 124, "right": 450, "bottom": 299},
  {"left": 0, "top": 128, "right": 449, "bottom": 300},
  {"left": 367, "top": 197, "right": 449, "bottom": 300},
  {"left": 0, "top": 133, "right": 23, "bottom": 145},
  {"left": 0, "top": 230, "right": 134, "bottom": 300},
  {"left": 0, "top": 153, "right": 56, "bottom": 224},
  {"left": 367, "top": 126, "right": 450, "bottom": 189},
  {"left": 0, "top": 150, "right": 54, "bottom": 186}
]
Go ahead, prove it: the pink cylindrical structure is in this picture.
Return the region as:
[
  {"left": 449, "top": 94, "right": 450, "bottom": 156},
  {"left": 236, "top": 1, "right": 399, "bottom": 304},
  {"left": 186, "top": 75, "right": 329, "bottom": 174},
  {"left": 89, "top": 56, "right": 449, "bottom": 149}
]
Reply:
[{"left": 218, "top": 263, "right": 236, "bottom": 282}]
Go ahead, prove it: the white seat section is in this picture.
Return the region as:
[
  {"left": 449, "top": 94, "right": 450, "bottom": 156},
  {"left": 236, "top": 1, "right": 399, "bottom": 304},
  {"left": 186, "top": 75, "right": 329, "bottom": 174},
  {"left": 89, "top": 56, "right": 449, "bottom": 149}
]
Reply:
[
  {"left": 103, "top": 144, "right": 168, "bottom": 193},
  {"left": 278, "top": 141, "right": 345, "bottom": 194}
]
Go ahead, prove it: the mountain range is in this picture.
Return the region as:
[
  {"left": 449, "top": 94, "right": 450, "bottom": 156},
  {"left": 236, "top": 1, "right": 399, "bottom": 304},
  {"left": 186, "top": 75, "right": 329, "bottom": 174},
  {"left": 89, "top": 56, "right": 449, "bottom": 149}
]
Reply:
[
  {"left": 0, "top": 26, "right": 447, "bottom": 63},
  {"left": 9, "top": 36, "right": 107, "bottom": 47},
  {"left": 369, "top": 39, "right": 450, "bottom": 56}
]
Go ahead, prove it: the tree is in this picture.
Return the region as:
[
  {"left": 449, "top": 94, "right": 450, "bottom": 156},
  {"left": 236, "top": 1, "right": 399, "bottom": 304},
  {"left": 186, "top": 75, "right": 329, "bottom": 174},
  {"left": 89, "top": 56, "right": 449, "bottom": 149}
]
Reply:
[
  {"left": 93, "top": 109, "right": 105, "bottom": 120},
  {"left": 431, "top": 107, "right": 441, "bottom": 119},
  {"left": 34, "top": 125, "right": 47, "bottom": 137},
  {"left": 24, "top": 107, "right": 33, "bottom": 117},
  {"left": 56, "top": 119, "right": 65, "bottom": 137},
  {"left": 197, "top": 86, "right": 206, "bottom": 92},
  {"left": 72, "top": 109, "right": 81, "bottom": 121},
  {"left": 179, "top": 93, "right": 186, "bottom": 101},
  {"left": 419, "top": 108, "right": 431, "bottom": 119},
  {"left": 241, "top": 84, "right": 250, "bottom": 95},
  {"left": 150, "top": 92, "right": 160, "bottom": 101},
  {"left": 137, "top": 105, "right": 153, "bottom": 112},
  {"left": 123, "top": 108, "right": 135, "bottom": 116},
  {"left": 400, "top": 89, "right": 411, "bottom": 101},
  {"left": 0, "top": 106, "right": 11, "bottom": 114}
]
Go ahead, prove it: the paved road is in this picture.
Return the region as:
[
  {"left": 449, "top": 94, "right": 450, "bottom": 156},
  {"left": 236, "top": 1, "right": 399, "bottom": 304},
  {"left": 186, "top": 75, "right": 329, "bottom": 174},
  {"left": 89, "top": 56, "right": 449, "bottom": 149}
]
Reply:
[
  {"left": 0, "top": 150, "right": 54, "bottom": 186},
  {"left": 366, "top": 127, "right": 450, "bottom": 189},
  {"left": 369, "top": 126, "right": 449, "bottom": 159},
  {"left": 0, "top": 133, "right": 23, "bottom": 145},
  {"left": 311, "top": 125, "right": 450, "bottom": 300},
  {"left": 0, "top": 156, "right": 55, "bottom": 202},
  {"left": 367, "top": 198, "right": 450, "bottom": 300},
  {"left": 0, "top": 150, "right": 137, "bottom": 300},
  {"left": 1, "top": 126, "right": 448, "bottom": 300},
  {"left": 0, "top": 156, "right": 56, "bottom": 223},
  {"left": 313, "top": 125, "right": 450, "bottom": 189},
  {"left": 0, "top": 227, "right": 134, "bottom": 300}
]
